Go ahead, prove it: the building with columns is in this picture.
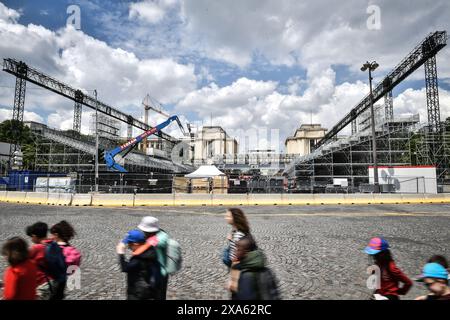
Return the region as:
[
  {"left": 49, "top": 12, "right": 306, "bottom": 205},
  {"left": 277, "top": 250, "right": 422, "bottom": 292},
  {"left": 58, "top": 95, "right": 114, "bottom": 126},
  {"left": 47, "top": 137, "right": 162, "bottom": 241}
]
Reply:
[{"left": 285, "top": 124, "right": 327, "bottom": 156}]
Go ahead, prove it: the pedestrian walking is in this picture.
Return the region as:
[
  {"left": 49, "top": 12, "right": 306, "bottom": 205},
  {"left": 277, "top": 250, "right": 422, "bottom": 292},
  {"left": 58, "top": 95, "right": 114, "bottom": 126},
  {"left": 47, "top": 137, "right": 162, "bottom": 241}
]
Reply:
[
  {"left": 365, "top": 237, "right": 412, "bottom": 300},
  {"left": 223, "top": 208, "right": 250, "bottom": 267},
  {"left": 228, "top": 235, "right": 280, "bottom": 300},
  {"left": 117, "top": 229, "right": 161, "bottom": 300},
  {"left": 415, "top": 255, "right": 450, "bottom": 300},
  {"left": 134, "top": 216, "right": 182, "bottom": 300},
  {"left": 1, "top": 237, "right": 37, "bottom": 300},
  {"left": 414, "top": 262, "right": 450, "bottom": 300},
  {"left": 49, "top": 220, "right": 82, "bottom": 299},
  {"left": 26, "top": 221, "right": 66, "bottom": 300}
]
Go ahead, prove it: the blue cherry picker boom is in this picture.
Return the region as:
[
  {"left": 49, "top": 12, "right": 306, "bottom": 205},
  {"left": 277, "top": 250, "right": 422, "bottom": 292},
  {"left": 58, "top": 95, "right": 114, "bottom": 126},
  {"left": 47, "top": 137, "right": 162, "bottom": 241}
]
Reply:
[{"left": 104, "top": 115, "right": 186, "bottom": 172}]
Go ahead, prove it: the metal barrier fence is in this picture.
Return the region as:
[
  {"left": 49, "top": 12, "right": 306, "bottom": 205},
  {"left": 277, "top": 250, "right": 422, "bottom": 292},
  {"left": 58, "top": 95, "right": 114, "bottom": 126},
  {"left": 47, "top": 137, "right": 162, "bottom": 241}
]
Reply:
[{"left": 1, "top": 171, "right": 448, "bottom": 194}]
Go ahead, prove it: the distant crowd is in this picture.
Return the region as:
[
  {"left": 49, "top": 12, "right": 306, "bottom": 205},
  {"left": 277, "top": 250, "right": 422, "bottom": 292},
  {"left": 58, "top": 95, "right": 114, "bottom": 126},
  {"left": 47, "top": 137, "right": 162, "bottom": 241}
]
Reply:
[{"left": 1, "top": 208, "right": 449, "bottom": 300}]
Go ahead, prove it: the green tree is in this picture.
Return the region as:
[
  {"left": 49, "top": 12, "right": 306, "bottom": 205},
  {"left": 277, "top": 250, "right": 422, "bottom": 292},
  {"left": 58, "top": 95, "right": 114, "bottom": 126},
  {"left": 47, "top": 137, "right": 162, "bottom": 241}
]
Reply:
[{"left": 0, "top": 120, "right": 36, "bottom": 169}]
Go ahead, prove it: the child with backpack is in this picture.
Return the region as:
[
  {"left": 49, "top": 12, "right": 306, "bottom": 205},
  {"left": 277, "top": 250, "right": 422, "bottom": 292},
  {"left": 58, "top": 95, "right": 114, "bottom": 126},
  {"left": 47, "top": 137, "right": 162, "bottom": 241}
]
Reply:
[
  {"left": 26, "top": 222, "right": 61, "bottom": 300},
  {"left": 364, "top": 237, "right": 412, "bottom": 300},
  {"left": 134, "top": 216, "right": 182, "bottom": 300},
  {"left": 117, "top": 229, "right": 161, "bottom": 300},
  {"left": 228, "top": 235, "right": 280, "bottom": 300},
  {"left": 49, "top": 220, "right": 82, "bottom": 299},
  {"left": 2, "top": 237, "right": 37, "bottom": 300}
]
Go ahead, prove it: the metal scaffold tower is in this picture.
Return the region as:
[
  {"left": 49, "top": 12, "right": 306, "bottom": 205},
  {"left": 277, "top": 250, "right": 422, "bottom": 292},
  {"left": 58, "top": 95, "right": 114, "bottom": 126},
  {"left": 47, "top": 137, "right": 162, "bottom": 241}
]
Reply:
[
  {"left": 73, "top": 90, "right": 83, "bottom": 132},
  {"left": 2, "top": 57, "right": 192, "bottom": 174},
  {"left": 2, "top": 58, "right": 180, "bottom": 144},
  {"left": 284, "top": 31, "right": 449, "bottom": 192},
  {"left": 314, "top": 31, "right": 447, "bottom": 149},
  {"left": 9, "top": 61, "right": 27, "bottom": 160},
  {"left": 384, "top": 91, "right": 393, "bottom": 121}
]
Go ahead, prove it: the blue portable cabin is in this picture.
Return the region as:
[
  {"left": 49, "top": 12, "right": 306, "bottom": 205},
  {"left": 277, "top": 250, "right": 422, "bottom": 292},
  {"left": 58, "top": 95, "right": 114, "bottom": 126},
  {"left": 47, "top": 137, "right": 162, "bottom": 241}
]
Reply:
[{"left": 7, "top": 170, "right": 66, "bottom": 191}]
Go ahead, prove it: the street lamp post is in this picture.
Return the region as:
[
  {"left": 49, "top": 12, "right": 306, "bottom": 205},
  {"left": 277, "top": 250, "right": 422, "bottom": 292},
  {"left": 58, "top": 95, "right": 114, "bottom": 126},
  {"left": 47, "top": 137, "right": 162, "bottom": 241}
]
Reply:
[
  {"left": 361, "top": 61, "right": 380, "bottom": 193},
  {"left": 94, "top": 89, "right": 99, "bottom": 192}
]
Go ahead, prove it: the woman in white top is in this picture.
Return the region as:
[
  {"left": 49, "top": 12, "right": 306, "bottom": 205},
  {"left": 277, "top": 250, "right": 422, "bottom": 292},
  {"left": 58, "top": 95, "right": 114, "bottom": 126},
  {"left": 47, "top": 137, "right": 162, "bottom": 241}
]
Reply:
[{"left": 225, "top": 208, "right": 251, "bottom": 262}]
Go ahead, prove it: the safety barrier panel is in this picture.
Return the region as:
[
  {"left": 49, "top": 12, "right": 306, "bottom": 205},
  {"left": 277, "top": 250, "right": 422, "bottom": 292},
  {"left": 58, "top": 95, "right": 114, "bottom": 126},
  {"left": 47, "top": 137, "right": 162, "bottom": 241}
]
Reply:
[
  {"left": 134, "top": 194, "right": 175, "bottom": 206},
  {"left": 92, "top": 194, "right": 135, "bottom": 207},
  {"left": 372, "top": 194, "right": 403, "bottom": 204},
  {"left": 343, "top": 194, "right": 375, "bottom": 204},
  {"left": 248, "top": 194, "right": 283, "bottom": 206},
  {"left": 440, "top": 193, "right": 450, "bottom": 202},
  {"left": 6, "top": 191, "right": 27, "bottom": 203},
  {"left": 1, "top": 191, "right": 449, "bottom": 207},
  {"left": 281, "top": 194, "right": 314, "bottom": 205},
  {"left": 57, "top": 193, "right": 73, "bottom": 206},
  {"left": 400, "top": 193, "right": 426, "bottom": 204},
  {"left": 0, "top": 191, "right": 8, "bottom": 202},
  {"left": 25, "top": 192, "right": 49, "bottom": 204},
  {"left": 174, "top": 193, "right": 212, "bottom": 206},
  {"left": 212, "top": 194, "right": 249, "bottom": 206},
  {"left": 422, "top": 194, "right": 448, "bottom": 203},
  {"left": 46, "top": 193, "right": 60, "bottom": 205},
  {"left": 72, "top": 194, "right": 92, "bottom": 206},
  {"left": 313, "top": 194, "right": 345, "bottom": 205}
]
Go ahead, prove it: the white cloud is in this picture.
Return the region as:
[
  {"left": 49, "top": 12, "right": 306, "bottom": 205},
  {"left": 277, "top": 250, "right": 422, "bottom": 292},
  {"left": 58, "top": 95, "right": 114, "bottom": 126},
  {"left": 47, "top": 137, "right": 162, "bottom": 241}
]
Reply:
[
  {"left": 129, "top": 0, "right": 179, "bottom": 24},
  {"left": 0, "top": 3, "right": 20, "bottom": 22},
  {"left": 0, "top": 108, "right": 43, "bottom": 123},
  {"left": 393, "top": 88, "right": 450, "bottom": 122},
  {"left": 0, "top": 3, "right": 197, "bottom": 134},
  {"left": 180, "top": 0, "right": 450, "bottom": 78},
  {"left": 175, "top": 69, "right": 363, "bottom": 151}
]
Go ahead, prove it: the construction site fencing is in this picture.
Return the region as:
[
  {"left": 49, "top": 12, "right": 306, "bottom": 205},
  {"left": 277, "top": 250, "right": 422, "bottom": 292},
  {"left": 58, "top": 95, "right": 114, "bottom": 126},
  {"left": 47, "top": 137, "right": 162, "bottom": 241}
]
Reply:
[{"left": 0, "top": 171, "right": 446, "bottom": 194}]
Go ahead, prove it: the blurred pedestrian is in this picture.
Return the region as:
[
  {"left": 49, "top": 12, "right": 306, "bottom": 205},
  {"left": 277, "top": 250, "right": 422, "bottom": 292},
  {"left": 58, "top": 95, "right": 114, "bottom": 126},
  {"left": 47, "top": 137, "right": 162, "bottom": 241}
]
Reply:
[
  {"left": 223, "top": 208, "right": 250, "bottom": 267},
  {"left": 2, "top": 237, "right": 37, "bottom": 300},
  {"left": 415, "top": 255, "right": 450, "bottom": 300},
  {"left": 365, "top": 237, "right": 412, "bottom": 300},
  {"left": 427, "top": 255, "right": 449, "bottom": 271},
  {"left": 134, "top": 216, "right": 182, "bottom": 300},
  {"left": 228, "top": 235, "right": 280, "bottom": 300},
  {"left": 49, "top": 220, "right": 82, "bottom": 299},
  {"left": 117, "top": 229, "right": 160, "bottom": 300},
  {"left": 415, "top": 262, "right": 450, "bottom": 300},
  {"left": 26, "top": 222, "right": 63, "bottom": 300}
]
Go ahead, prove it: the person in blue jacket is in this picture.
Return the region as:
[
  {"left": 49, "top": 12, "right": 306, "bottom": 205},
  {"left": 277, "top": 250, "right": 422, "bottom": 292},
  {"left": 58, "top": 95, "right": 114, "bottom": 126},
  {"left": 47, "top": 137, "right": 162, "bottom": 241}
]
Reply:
[{"left": 116, "top": 229, "right": 160, "bottom": 300}]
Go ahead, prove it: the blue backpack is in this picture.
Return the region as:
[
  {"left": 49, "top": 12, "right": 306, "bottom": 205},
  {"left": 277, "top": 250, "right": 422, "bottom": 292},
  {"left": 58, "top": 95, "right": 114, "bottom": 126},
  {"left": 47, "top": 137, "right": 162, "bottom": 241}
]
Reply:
[
  {"left": 222, "top": 245, "right": 232, "bottom": 267},
  {"left": 44, "top": 242, "right": 68, "bottom": 283}
]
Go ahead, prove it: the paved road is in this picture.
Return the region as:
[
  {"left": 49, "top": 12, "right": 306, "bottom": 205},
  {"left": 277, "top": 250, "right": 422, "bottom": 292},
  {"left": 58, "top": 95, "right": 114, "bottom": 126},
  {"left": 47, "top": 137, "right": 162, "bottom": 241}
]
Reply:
[{"left": 0, "top": 203, "right": 449, "bottom": 300}]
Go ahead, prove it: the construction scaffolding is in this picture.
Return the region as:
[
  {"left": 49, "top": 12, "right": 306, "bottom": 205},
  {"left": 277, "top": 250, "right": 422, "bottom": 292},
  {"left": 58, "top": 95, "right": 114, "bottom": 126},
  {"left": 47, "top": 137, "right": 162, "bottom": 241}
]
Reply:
[
  {"left": 27, "top": 121, "right": 191, "bottom": 175},
  {"left": 415, "top": 124, "right": 450, "bottom": 186},
  {"left": 284, "top": 31, "right": 449, "bottom": 193},
  {"left": 284, "top": 115, "right": 421, "bottom": 192},
  {"left": 89, "top": 113, "right": 120, "bottom": 141}
]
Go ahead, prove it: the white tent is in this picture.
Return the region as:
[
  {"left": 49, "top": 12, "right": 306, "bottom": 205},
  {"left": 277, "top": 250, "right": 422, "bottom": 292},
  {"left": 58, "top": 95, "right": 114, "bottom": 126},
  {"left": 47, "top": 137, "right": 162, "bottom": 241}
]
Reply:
[{"left": 185, "top": 165, "right": 226, "bottom": 178}]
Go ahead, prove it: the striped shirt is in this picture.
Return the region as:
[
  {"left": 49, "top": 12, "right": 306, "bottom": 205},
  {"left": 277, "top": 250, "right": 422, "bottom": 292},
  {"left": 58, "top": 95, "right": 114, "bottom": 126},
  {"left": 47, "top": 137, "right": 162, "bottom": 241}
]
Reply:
[{"left": 228, "top": 230, "right": 246, "bottom": 261}]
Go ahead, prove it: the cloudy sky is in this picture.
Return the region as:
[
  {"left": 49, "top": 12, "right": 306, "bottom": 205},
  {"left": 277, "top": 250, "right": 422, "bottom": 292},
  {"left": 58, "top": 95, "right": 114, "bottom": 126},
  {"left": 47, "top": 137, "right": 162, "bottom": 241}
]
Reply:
[{"left": 0, "top": 0, "right": 449, "bottom": 152}]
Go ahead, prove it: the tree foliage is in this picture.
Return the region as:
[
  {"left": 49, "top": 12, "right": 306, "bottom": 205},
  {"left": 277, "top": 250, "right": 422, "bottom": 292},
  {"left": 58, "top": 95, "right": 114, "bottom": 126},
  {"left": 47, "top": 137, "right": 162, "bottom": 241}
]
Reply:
[{"left": 0, "top": 120, "right": 36, "bottom": 169}]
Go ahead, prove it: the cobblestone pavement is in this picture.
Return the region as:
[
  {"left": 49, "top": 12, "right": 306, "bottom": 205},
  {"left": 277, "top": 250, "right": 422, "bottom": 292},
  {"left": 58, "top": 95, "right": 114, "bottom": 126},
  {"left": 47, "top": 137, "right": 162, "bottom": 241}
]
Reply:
[{"left": 0, "top": 203, "right": 449, "bottom": 300}]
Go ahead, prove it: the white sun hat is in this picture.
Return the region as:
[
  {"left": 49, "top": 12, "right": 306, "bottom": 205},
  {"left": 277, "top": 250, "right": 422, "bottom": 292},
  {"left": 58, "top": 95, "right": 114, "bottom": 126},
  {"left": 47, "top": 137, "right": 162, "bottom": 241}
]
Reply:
[{"left": 137, "top": 216, "right": 160, "bottom": 233}]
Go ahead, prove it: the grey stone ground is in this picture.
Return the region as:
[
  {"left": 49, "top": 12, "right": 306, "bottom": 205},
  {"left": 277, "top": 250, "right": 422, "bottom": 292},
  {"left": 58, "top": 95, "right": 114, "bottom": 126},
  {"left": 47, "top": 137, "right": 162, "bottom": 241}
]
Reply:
[{"left": 0, "top": 203, "right": 449, "bottom": 300}]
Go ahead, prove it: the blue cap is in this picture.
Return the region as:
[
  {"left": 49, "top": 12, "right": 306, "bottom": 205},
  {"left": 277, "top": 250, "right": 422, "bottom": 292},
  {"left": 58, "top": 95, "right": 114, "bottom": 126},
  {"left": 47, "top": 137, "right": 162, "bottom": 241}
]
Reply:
[
  {"left": 122, "top": 229, "right": 145, "bottom": 244},
  {"left": 364, "top": 237, "right": 389, "bottom": 255},
  {"left": 416, "top": 263, "right": 449, "bottom": 281}
]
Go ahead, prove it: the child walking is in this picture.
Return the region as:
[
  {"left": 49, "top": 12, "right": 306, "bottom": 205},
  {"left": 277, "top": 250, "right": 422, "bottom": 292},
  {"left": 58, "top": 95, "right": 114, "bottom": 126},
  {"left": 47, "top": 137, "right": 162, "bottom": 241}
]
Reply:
[{"left": 365, "top": 237, "right": 412, "bottom": 300}]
